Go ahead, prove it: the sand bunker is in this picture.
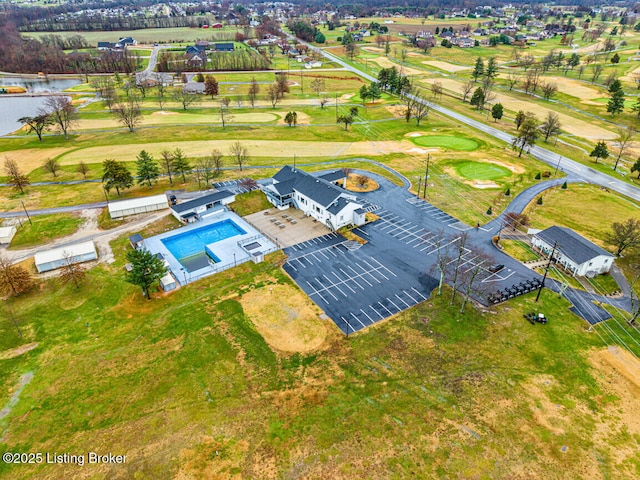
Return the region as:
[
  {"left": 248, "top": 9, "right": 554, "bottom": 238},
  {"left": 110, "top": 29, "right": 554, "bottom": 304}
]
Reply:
[
  {"left": 470, "top": 181, "right": 500, "bottom": 189},
  {"left": 422, "top": 61, "right": 469, "bottom": 72},
  {"left": 152, "top": 111, "right": 179, "bottom": 116}
]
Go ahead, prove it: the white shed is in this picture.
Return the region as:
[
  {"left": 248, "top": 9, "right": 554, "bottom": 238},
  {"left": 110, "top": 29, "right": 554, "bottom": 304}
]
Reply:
[
  {"left": 108, "top": 194, "right": 169, "bottom": 219},
  {"left": 34, "top": 241, "right": 98, "bottom": 273},
  {"left": 160, "top": 272, "right": 178, "bottom": 292},
  {"left": 0, "top": 226, "right": 17, "bottom": 245}
]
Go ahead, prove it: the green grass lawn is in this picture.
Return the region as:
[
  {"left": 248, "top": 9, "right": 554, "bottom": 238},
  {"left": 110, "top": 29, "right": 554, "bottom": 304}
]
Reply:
[
  {"left": 411, "top": 135, "right": 479, "bottom": 151},
  {"left": 228, "top": 190, "right": 272, "bottom": 217},
  {"left": 1, "top": 234, "right": 639, "bottom": 478},
  {"left": 454, "top": 160, "right": 511, "bottom": 180},
  {"left": 524, "top": 184, "right": 640, "bottom": 250},
  {"left": 500, "top": 239, "right": 540, "bottom": 262},
  {"left": 7, "top": 213, "right": 84, "bottom": 249}
]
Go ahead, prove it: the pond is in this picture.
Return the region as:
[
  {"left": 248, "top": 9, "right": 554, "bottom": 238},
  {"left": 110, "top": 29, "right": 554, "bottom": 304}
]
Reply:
[
  {"left": 0, "top": 76, "right": 81, "bottom": 93},
  {"left": 0, "top": 96, "right": 65, "bottom": 136}
]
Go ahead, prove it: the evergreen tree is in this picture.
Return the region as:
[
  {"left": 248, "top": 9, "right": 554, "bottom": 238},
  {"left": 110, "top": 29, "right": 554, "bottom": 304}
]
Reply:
[
  {"left": 136, "top": 150, "right": 160, "bottom": 188},
  {"left": 125, "top": 248, "right": 167, "bottom": 299},
  {"left": 512, "top": 114, "right": 539, "bottom": 157},
  {"left": 171, "top": 148, "right": 191, "bottom": 183},
  {"left": 485, "top": 57, "right": 498, "bottom": 79},
  {"left": 631, "top": 157, "right": 640, "bottom": 177},
  {"left": 514, "top": 110, "right": 526, "bottom": 129},
  {"left": 607, "top": 79, "right": 625, "bottom": 116},
  {"left": 368, "top": 82, "right": 382, "bottom": 103},
  {"left": 102, "top": 159, "right": 133, "bottom": 196},
  {"left": 359, "top": 85, "right": 370, "bottom": 105},
  {"left": 470, "top": 87, "right": 485, "bottom": 109},
  {"left": 590, "top": 140, "right": 610, "bottom": 163},
  {"left": 491, "top": 103, "right": 504, "bottom": 122},
  {"left": 472, "top": 57, "right": 485, "bottom": 82}
]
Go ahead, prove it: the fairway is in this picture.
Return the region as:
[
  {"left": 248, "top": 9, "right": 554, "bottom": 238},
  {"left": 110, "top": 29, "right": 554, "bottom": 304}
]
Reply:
[
  {"left": 412, "top": 135, "right": 479, "bottom": 151},
  {"left": 454, "top": 160, "right": 511, "bottom": 180}
]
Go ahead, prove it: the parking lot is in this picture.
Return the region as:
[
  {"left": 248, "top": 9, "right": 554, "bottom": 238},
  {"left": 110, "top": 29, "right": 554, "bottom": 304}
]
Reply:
[{"left": 283, "top": 232, "right": 436, "bottom": 334}]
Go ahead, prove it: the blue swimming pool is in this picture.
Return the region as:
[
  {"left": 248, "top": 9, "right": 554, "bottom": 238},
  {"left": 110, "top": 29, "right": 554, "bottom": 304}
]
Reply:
[{"left": 161, "top": 219, "right": 246, "bottom": 260}]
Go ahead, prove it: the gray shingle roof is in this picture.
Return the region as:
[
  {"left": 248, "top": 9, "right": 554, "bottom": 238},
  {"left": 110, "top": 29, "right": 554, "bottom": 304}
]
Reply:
[
  {"left": 273, "top": 166, "right": 345, "bottom": 208},
  {"left": 317, "top": 170, "right": 346, "bottom": 183},
  {"left": 171, "top": 190, "right": 234, "bottom": 214},
  {"left": 326, "top": 197, "right": 351, "bottom": 215},
  {"left": 534, "top": 226, "right": 613, "bottom": 265}
]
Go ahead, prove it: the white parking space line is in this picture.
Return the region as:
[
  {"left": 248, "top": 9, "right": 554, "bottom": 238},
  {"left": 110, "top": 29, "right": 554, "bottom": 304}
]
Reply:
[
  {"left": 370, "top": 258, "right": 398, "bottom": 277},
  {"left": 387, "top": 297, "right": 401, "bottom": 311},
  {"left": 334, "top": 272, "right": 356, "bottom": 293},
  {"left": 340, "top": 267, "right": 364, "bottom": 290},
  {"left": 411, "top": 287, "right": 427, "bottom": 301},
  {"left": 378, "top": 302, "right": 394, "bottom": 316},
  {"left": 323, "top": 274, "right": 348, "bottom": 298},
  {"left": 360, "top": 308, "right": 374, "bottom": 323},
  {"left": 347, "top": 265, "right": 373, "bottom": 286},
  {"left": 404, "top": 290, "right": 418, "bottom": 303},
  {"left": 369, "top": 305, "right": 385, "bottom": 319},
  {"left": 351, "top": 312, "right": 366, "bottom": 329},
  {"left": 395, "top": 294, "right": 411, "bottom": 308}
]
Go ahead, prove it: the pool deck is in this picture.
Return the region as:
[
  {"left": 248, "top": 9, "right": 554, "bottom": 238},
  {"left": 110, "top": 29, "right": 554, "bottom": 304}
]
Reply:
[{"left": 143, "top": 210, "right": 277, "bottom": 285}]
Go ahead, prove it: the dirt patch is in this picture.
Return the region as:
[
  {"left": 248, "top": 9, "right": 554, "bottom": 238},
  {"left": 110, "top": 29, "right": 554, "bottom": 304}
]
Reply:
[
  {"left": 591, "top": 345, "right": 640, "bottom": 392},
  {"left": 151, "top": 110, "right": 179, "bottom": 116},
  {"left": 405, "top": 132, "right": 425, "bottom": 137},
  {"left": 239, "top": 284, "right": 327, "bottom": 353},
  {"left": 345, "top": 173, "right": 379, "bottom": 192},
  {"left": 370, "top": 56, "right": 424, "bottom": 76},
  {"left": 540, "top": 76, "right": 602, "bottom": 101},
  {"left": 422, "top": 60, "right": 469, "bottom": 72},
  {"left": 406, "top": 147, "right": 439, "bottom": 154},
  {"left": 340, "top": 93, "right": 355, "bottom": 100},
  {"left": 0, "top": 343, "right": 38, "bottom": 361}
]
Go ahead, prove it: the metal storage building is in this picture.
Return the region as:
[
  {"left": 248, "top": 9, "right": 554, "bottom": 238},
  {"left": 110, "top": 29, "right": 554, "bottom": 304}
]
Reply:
[
  {"left": 34, "top": 241, "right": 98, "bottom": 273},
  {"left": 108, "top": 194, "right": 169, "bottom": 219},
  {"left": 0, "top": 226, "right": 17, "bottom": 245}
]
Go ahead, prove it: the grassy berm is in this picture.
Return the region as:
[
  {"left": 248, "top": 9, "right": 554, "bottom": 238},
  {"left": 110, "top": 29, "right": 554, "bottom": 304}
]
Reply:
[{"left": 0, "top": 237, "right": 639, "bottom": 479}]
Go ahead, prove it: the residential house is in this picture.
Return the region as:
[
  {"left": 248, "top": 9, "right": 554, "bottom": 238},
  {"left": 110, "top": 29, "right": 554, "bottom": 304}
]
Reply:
[
  {"left": 261, "top": 166, "right": 366, "bottom": 231},
  {"left": 135, "top": 71, "right": 174, "bottom": 87},
  {"left": 97, "top": 41, "right": 117, "bottom": 51},
  {"left": 531, "top": 226, "right": 615, "bottom": 277},
  {"left": 117, "top": 37, "right": 136, "bottom": 47},
  {"left": 214, "top": 43, "right": 235, "bottom": 52}
]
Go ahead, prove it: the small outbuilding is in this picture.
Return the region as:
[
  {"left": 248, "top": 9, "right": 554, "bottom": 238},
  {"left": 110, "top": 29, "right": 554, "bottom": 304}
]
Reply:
[
  {"left": 171, "top": 190, "right": 236, "bottom": 223},
  {"left": 108, "top": 194, "right": 169, "bottom": 219},
  {"left": 0, "top": 226, "right": 17, "bottom": 245},
  {"left": 129, "top": 233, "right": 144, "bottom": 249},
  {"left": 160, "top": 272, "right": 178, "bottom": 291},
  {"left": 531, "top": 226, "right": 615, "bottom": 277},
  {"left": 34, "top": 241, "right": 98, "bottom": 273}
]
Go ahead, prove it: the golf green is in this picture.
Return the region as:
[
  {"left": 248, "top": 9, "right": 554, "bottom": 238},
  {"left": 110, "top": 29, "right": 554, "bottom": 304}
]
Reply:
[
  {"left": 454, "top": 161, "right": 511, "bottom": 180},
  {"left": 413, "top": 135, "right": 479, "bottom": 151}
]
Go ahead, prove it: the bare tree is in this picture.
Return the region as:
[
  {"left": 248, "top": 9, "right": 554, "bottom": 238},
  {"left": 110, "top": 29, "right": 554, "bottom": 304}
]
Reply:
[
  {"left": 42, "top": 158, "right": 61, "bottom": 178},
  {"left": 430, "top": 81, "right": 443, "bottom": 100},
  {"left": 235, "top": 95, "right": 244, "bottom": 108},
  {"left": 433, "top": 233, "right": 452, "bottom": 296},
  {"left": 310, "top": 78, "right": 326, "bottom": 97},
  {"left": 229, "top": 141, "right": 249, "bottom": 171},
  {"left": 76, "top": 161, "right": 90, "bottom": 179},
  {"left": 219, "top": 98, "right": 234, "bottom": 129},
  {"left": 172, "top": 88, "right": 201, "bottom": 110},
  {"left": 605, "top": 218, "right": 640, "bottom": 256},
  {"left": 18, "top": 113, "right": 52, "bottom": 141},
  {"left": 506, "top": 71, "right": 520, "bottom": 91},
  {"left": 59, "top": 251, "right": 86, "bottom": 289},
  {"left": 247, "top": 77, "right": 260, "bottom": 108},
  {"left": 194, "top": 155, "right": 216, "bottom": 189},
  {"left": 157, "top": 83, "right": 167, "bottom": 110},
  {"left": 209, "top": 149, "right": 224, "bottom": 177},
  {"left": 0, "top": 253, "right": 33, "bottom": 297},
  {"left": 449, "top": 233, "right": 468, "bottom": 305},
  {"left": 42, "top": 96, "right": 78, "bottom": 139},
  {"left": 267, "top": 83, "right": 280, "bottom": 108},
  {"left": 457, "top": 250, "right": 490, "bottom": 314},
  {"left": 540, "top": 82, "right": 558, "bottom": 101},
  {"left": 540, "top": 112, "right": 562, "bottom": 142},
  {"left": 159, "top": 149, "right": 174, "bottom": 186},
  {"left": 461, "top": 80, "right": 474, "bottom": 102},
  {"left": 591, "top": 64, "right": 603, "bottom": 84},
  {"left": 112, "top": 95, "right": 142, "bottom": 132},
  {"left": 4, "top": 157, "right": 30, "bottom": 194},
  {"left": 613, "top": 126, "right": 636, "bottom": 171},
  {"left": 319, "top": 97, "right": 329, "bottom": 109}
]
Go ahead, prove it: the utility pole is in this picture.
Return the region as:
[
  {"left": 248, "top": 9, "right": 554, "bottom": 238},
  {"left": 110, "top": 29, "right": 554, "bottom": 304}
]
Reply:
[
  {"left": 20, "top": 201, "right": 32, "bottom": 225},
  {"left": 423, "top": 154, "right": 430, "bottom": 199},
  {"left": 417, "top": 177, "right": 422, "bottom": 197},
  {"left": 535, "top": 241, "right": 557, "bottom": 302},
  {"left": 554, "top": 155, "right": 562, "bottom": 175}
]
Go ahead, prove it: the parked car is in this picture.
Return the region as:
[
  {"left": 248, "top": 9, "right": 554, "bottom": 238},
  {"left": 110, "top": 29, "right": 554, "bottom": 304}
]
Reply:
[
  {"left": 168, "top": 195, "right": 177, "bottom": 205},
  {"left": 488, "top": 264, "right": 505, "bottom": 273}
]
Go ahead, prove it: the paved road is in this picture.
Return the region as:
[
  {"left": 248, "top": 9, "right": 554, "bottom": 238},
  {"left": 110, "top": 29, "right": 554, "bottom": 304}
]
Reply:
[{"left": 286, "top": 32, "right": 640, "bottom": 203}]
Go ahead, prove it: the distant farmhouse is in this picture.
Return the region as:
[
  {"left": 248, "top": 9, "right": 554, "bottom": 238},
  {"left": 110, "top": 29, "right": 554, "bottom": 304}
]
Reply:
[
  {"left": 531, "top": 226, "right": 615, "bottom": 277},
  {"left": 97, "top": 37, "right": 137, "bottom": 51},
  {"left": 261, "top": 166, "right": 366, "bottom": 231}
]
